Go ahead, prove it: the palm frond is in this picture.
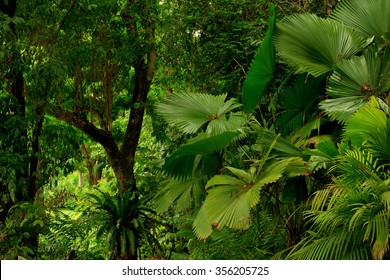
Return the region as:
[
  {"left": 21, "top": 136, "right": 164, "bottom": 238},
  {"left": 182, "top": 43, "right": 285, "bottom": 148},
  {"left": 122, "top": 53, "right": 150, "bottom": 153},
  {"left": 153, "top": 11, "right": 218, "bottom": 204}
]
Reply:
[
  {"left": 193, "top": 158, "right": 297, "bottom": 239},
  {"left": 320, "top": 48, "right": 390, "bottom": 123},
  {"left": 276, "top": 74, "right": 323, "bottom": 134},
  {"left": 154, "top": 177, "right": 205, "bottom": 214},
  {"left": 287, "top": 229, "right": 370, "bottom": 260},
  {"left": 162, "top": 131, "right": 238, "bottom": 179},
  {"left": 242, "top": 3, "right": 277, "bottom": 113},
  {"left": 255, "top": 128, "right": 305, "bottom": 158},
  {"left": 205, "top": 112, "right": 247, "bottom": 137},
  {"left": 274, "top": 14, "right": 367, "bottom": 77},
  {"left": 344, "top": 96, "right": 390, "bottom": 161},
  {"left": 330, "top": 0, "right": 390, "bottom": 43},
  {"left": 319, "top": 96, "right": 369, "bottom": 123},
  {"left": 155, "top": 92, "right": 241, "bottom": 135}
]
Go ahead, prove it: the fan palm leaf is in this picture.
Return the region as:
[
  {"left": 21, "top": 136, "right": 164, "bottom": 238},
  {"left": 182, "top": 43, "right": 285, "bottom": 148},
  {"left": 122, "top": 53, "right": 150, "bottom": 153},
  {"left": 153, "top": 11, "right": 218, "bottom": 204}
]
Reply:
[
  {"left": 344, "top": 96, "right": 390, "bottom": 162},
  {"left": 276, "top": 74, "right": 323, "bottom": 134},
  {"left": 274, "top": 14, "right": 367, "bottom": 77},
  {"left": 154, "top": 177, "right": 205, "bottom": 214},
  {"left": 320, "top": 48, "right": 390, "bottom": 123},
  {"left": 330, "top": 0, "right": 390, "bottom": 44},
  {"left": 292, "top": 144, "right": 390, "bottom": 259},
  {"left": 162, "top": 131, "right": 239, "bottom": 179},
  {"left": 255, "top": 128, "right": 305, "bottom": 159},
  {"left": 193, "top": 156, "right": 306, "bottom": 239},
  {"left": 242, "top": 3, "right": 277, "bottom": 113},
  {"left": 156, "top": 92, "right": 242, "bottom": 135}
]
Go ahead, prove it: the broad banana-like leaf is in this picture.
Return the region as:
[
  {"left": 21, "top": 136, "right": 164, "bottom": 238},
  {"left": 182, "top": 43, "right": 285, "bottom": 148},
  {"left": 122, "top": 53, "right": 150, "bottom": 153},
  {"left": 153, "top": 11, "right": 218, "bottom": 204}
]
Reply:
[
  {"left": 242, "top": 3, "right": 277, "bottom": 113},
  {"left": 156, "top": 92, "right": 241, "bottom": 135},
  {"left": 330, "top": 0, "right": 390, "bottom": 43},
  {"left": 274, "top": 14, "right": 367, "bottom": 77}
]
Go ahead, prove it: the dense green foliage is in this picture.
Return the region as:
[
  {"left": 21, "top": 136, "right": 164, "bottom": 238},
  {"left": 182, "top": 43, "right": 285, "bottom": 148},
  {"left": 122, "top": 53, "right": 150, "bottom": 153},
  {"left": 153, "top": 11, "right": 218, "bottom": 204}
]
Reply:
[{"left": 1, "top": 0, "right": 389, "bottom": 260}]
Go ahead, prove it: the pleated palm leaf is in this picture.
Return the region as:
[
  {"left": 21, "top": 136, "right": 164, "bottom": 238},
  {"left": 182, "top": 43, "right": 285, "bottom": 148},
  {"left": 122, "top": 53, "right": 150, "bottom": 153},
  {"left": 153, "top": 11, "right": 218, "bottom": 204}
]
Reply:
[
  {"left": 343, "top": 96, "right": 390, "bottom": 162},
  {"left": 274, "top": 13, "right": 367, "bottom": 77},
  {"left": 154, "top": 177, "right": 205, "bottom": 214},
  {"left": 154, "top": 132, "right": 242, "bottom": 215},
  {"left": 161, "top": 131, "right": 240, "bottom": 179},
  {"left": 330, "top": 0, "right": 390, "bottom": 44},
  {"left": 288, "top": 151, "right": 390, "bottom": 259},
  {"left": 155, "top": 92, "right": 242, "bottom": 135},
  {"left": 275, "top": 74, "right": 323, "bottom": 135},
  {"left": 320, "top": 48, "right": 390, "bottom": 123},
  {"left": 193, "top": 135, "right": 308, "bottom": 239},
  {"left": 289, "top": 100, "right": 390, "bottom": 259}
]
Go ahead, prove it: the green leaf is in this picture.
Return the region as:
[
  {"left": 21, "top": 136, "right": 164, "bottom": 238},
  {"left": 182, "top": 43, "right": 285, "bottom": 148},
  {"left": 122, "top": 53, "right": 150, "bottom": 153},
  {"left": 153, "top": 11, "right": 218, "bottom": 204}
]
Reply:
[
  {"left": 242, "top": 4, "right": 277, "bottom": 113},
  {"left": 344, "top": 96, "right": 390, "bottom": 161},
  {"left": 320, "top": 48, "right": 390, "bottom": 123},
  {"left": 155, "top": 178, "right": 204, "bottom": 213},
  {"left": 163, "top": 131, "right": 238, "bottom": 179},
  {"left": 206, "top": 175, "right": 246, "bottom": 190},
  {"left": 32, "top": 219, "right": 44, "bottom": 227},
  {"left": 156, "top": 92, "right": 241, "bottom": 135},
  {"left": 330, "top": 0, "right": 390, "bottom": 43},
  {"left": 276, "top": 74, "right": 323, "bottom": 134},
  {"left": 275, "top": 14, "right": 367, "bottom": 77},
  {"left": 256, "top": 128, "right": 304, "bottom": 158},
  {"left": 193, "top": 158, "right": 291, "bottom": 239}
]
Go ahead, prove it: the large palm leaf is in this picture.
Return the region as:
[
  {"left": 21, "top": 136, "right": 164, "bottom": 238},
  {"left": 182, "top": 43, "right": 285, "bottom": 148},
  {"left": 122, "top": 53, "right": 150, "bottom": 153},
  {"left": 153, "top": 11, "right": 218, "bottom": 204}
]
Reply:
[
  {"left": 275, "top": 74, "right": 323, "bottom": 134},
  {"left": 154, "top": 177, "right": 205, "bottom": 214},
  {"left": 242, "top": 3, "right": 277, "bottom": 113},
  {"left": 289, "top": 170, "right": 390, "bottom": 259},
  {"left": 155, "top": 92, "right": 242, "bottom": 135},
  {"left": 274, "top": 14, "right": 367, "bottom": 77},
  {"left": 320, "top": 48, "right": 390, "bottom": 123},
  {"left": 330, "top": 0, "right": 390, "bottom": 44},
  {"left": 162, "top": 131, "right": 239, "bottom": 179},
  {"left": 192, "top": 130, "right": 308, "bottom": 239},
  {"left": 193, "top": 160, "right": 293, "bottom": 239},
  {"left": 291, "top": 128, "right": 390, "bottom": 259},
  {"left": 343, "top": 97, "right": 390, "bottom": 162}
]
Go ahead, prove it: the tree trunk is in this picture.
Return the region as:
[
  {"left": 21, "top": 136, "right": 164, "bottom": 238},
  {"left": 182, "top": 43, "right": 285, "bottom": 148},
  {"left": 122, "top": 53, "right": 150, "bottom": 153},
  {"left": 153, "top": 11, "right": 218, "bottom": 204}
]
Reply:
[
  {"left": 29, "top": 108, "right": 44, "bottom": 199},
  {"left": 47, "top": 0, "right": 157, "bottom": 260},
  {"left": 79, "top": 143, "right": 96, "bottom": 186}
]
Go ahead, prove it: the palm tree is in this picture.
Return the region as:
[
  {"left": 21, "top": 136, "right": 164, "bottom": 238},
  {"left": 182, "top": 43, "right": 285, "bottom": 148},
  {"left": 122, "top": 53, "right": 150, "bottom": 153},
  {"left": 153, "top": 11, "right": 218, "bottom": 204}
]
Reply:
[{"left": 289, "top": 98, "right": 390, "bottom": 259}]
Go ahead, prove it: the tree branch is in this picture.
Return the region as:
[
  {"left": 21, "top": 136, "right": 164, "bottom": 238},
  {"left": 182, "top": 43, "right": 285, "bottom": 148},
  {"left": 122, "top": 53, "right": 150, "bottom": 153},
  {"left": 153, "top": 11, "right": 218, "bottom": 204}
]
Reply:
[
  {"left": 120, "top": 2, "right": 157, "bottom": 163},
  {"left": 49, "top": 105, "right": 117, "bottom": 151},
  {"left": 52, "top": 0, "right": 78, "bottom": 44}
]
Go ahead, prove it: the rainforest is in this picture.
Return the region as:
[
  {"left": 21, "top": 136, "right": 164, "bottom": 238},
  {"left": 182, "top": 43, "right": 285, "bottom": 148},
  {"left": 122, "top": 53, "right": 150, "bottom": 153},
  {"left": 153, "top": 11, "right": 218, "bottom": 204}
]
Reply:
[{"left": 0, "top": 0, "right": 389, "bottom": 260}]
